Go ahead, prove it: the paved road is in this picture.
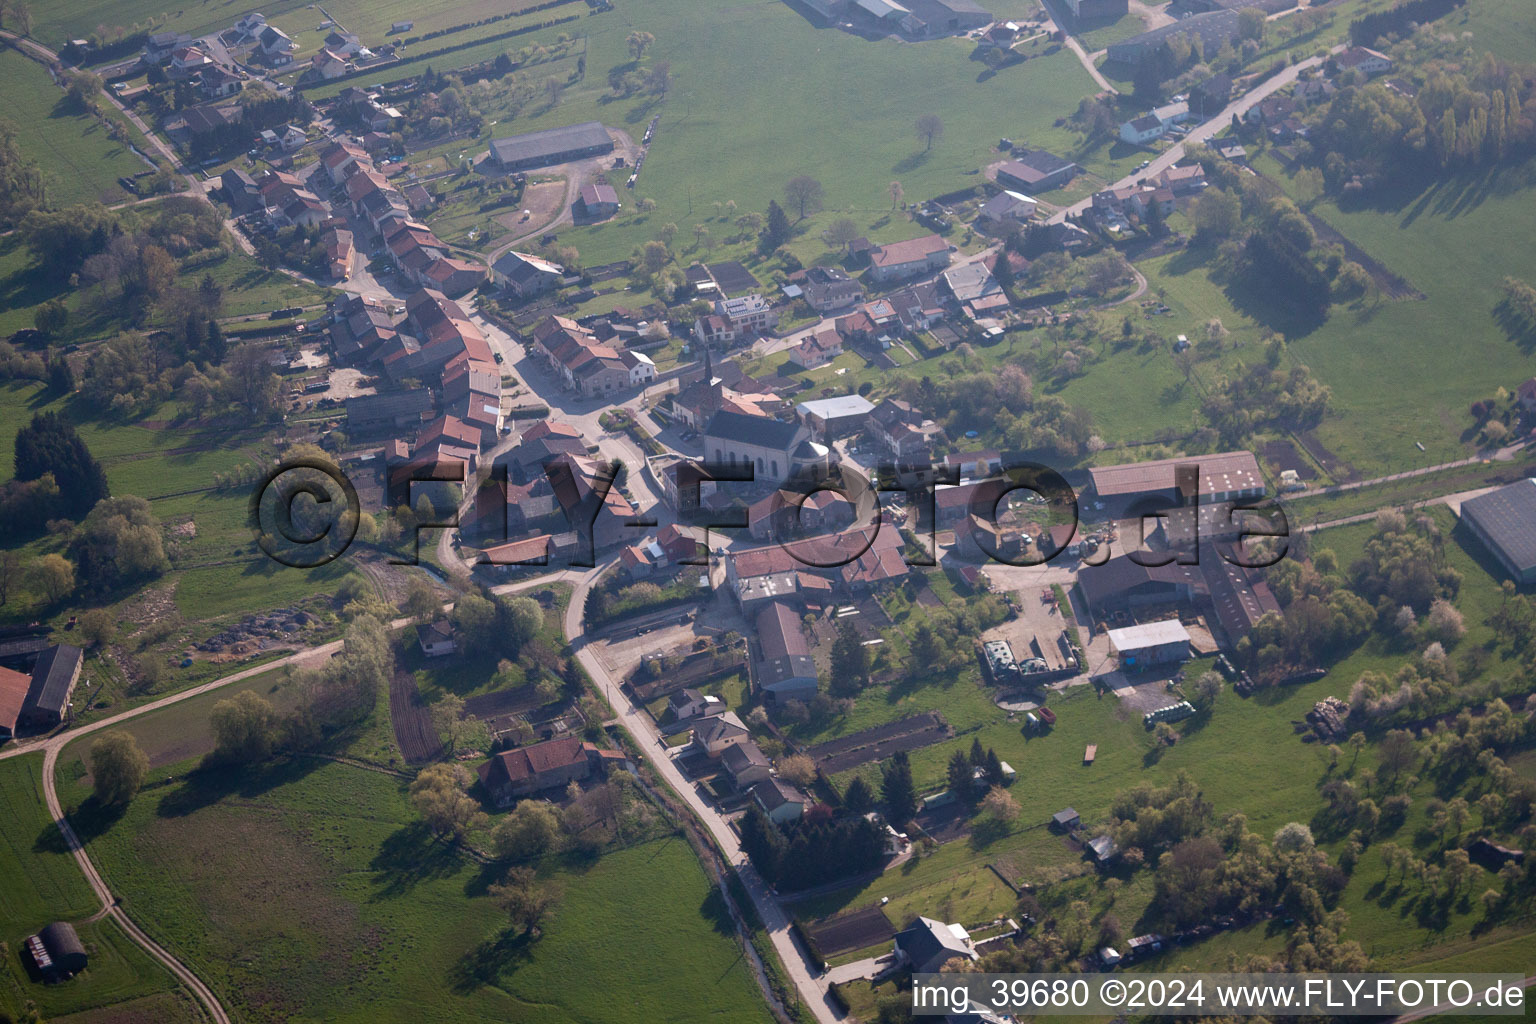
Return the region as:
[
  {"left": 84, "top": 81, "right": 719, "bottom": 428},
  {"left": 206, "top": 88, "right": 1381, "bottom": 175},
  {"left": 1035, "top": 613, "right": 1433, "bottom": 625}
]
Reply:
[
  {"left": 1035, "top": 0, "right": 1119, "bottom": 94},
  {"left": 563, "top": 562, "right": 844, "bottom": 1023},
  {"left": 0, "top": 642, "right": 348, "bottom": 1024},
  {"left": 1049, "top": 49, "right": 1341, "bottom": 224}
]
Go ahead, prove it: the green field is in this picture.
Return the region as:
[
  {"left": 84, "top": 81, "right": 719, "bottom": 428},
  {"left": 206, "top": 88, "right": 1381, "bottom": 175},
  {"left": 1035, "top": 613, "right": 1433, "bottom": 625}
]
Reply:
[
  {"left": 60, "top": 752, "right": 774, "bottom": 1024},
  {"left": 0, "top": 48, "right": 150, "bottom": 207},
  {"left": 0, "top": 755, "right": 196, "bottom": 1022}
]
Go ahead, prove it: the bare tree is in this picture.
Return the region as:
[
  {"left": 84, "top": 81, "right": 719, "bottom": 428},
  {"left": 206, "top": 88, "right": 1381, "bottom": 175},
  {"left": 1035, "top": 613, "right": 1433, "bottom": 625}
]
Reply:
[
  {"left": 784, "top": 175, "right": 824, "bottom": 220},
  {"left": 915, "top": 114, "right": 944, "bottom": 151},
  {"left": 888, "top": 180, "right": 904, "bottom": 208}
]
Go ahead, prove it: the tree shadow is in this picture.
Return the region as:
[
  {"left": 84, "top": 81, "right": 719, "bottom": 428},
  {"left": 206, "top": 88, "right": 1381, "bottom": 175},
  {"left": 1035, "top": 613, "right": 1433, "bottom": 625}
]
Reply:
[
  {"left": 449, "top": 927, "right": 536, "bottom": 993},
  {"left": 370, "top": 821, "right": 465, "bottom": 900},
  {"left": 153, "top": 755, "right": 327, "bottom": 820},
  {"left": 893, "top": 151, "right": 932, "bottom": 175},
  {"left": 700, "top": 885, "right": 736, "bottom": 938},
  {"left": 967, "top": 816, "right": 1009, "bottom": 850},
  {"left": 62, "top": 794, "right": 130, "bottom": 844}
]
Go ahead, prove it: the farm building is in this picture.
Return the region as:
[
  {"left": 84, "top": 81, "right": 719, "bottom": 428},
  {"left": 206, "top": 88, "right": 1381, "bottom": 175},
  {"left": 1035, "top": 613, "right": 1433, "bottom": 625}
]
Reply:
[
  {"left": 796, "top": 395, "right": 875, "bottom": 441},
  {"left": 1063, "top": 0, "right": 1128, "bottom": 16},
  {"left": 19, "top": 644, "right": 83, "bottom": 729},
  {"left": 1086, "top": 450, "right": 1264, "bottom": 514},
  {"left": 981, "top": 640, "right": 1019, "bottom": 685},
  {"left": 488, "top": 122, "right": 614, "bottom": 172},
  {"left": 25, "top": 922, "right": 87, "bottom": 981},
  {"left": 1107, "top": 619, "right": 1190, "bottom": 670},
  {"left": 752, "top": 601, "right": 819, "bottom": 701},
  {"left": 1051, "top": 807, "right": 1080, "bottom": 831},
  {"left": 995, "top": 150, "right": 1079, "bottom": 192},
  {"left": 1458, "top": 480, "right": 1536, "bottom": 584},
  {"left": 1106, "top": 10, "right": 1243, "bottom": 65},
  {"left": 0, "top": 665, "right": 31, "bottom": 738},
  {"left": 577, "top": 182, "right": 621, "bottom": 219}
]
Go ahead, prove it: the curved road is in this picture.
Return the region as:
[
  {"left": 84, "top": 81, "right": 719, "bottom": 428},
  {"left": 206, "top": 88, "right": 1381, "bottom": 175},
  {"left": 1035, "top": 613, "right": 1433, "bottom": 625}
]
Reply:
[{"left": 0, "top": 642, "right": 347, "bottom": 1024}]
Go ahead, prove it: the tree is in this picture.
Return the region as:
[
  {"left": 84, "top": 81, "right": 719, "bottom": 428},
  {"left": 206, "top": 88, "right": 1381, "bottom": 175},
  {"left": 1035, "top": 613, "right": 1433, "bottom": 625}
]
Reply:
[
  {"left": 763, "top": 200, "right": 792, "bottom": 248},
  {"left": 0, "top": 550, "right": 19, "bottom": 605},
  {"left": 823, "top": 216, "right": 861, "bottom": 255},
  {"left": 28, "top": 553, "right": 74, "bottom": 603},
  {"left": 91, "top": 731, "right": 148, "bottom": 805},
  {"left": 778, "top": 754, "right": 817, "bottom": 787},
  {"left": 881, "top": 750, "right": 917, "bottom": 826},
  {"left": 984, "top": 748, "right": 1006, "bottom": 787},
  {"left": 829, "top": 619, "right": 870, "bottom": 696},
  {"left": 915, "top": 114, "right": 944, "bottom": 151},
  {"left": 225, "top": 343, "right": 279, "bottom": 416},
  {"left": 1193, "top": 187, "right": 1241, "bottom": 241},
  {"left": 843, "top": 775, "right": 875, "bottom": 815},
  {"left": 491, "top": 800, "right": 562, "bottom": 860},
  {"left": 72, "top": 495, "right": 168, "bottom": 590},
  {"left": 625, "top": 30, "right": 655, "bottom": 59},
  {"left": 210, "top": 691, "right": 280, "bottom": 762},
  {"left": 490, "top": 865, "right": 560, "bottom": 936},
  {"left": 1191, "top": 670, "right": 1222, "bottom": 712},
  {"left": 431, "top": 694, "right": 472, "bottom": 757},
  {"left": 888, "top": 180, "right": 904, "bottom": 208},
  {"left": 981, "top": 786, "right": 1019, "bottom": 822},
  {"left": 498, "top": 594, "right": 544, "bottom": 657},
  {"left": 784, "top": 176, "right": 824, "bottom": 220},
  {"left": 77, "top": 608, "right": 115, "bottom": 650},
  {"left": 947, "top": 749, "right": 977, "bottom": 804},
  {"left": 33, "top": 298, "right": 67, "bottom": 338},
  {"left": 410, "top": 763, "right": 486, "bottom": 838},
  {"left": 14, "top": 411, "right": 108, "bottom": 516},
  {"left": 450, "top": 591, "right": 499, "bottom": 656},
  {"left": 1237, "top": 6, "right": 1265, "bottom": 41},
  {"left": 1274, "top": 821, "right": 1316, "bottom": 853}
]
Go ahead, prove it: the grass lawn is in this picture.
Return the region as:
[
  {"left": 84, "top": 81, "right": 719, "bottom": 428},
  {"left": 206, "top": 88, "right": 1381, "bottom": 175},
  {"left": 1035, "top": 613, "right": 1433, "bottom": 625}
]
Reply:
[
  {"left": 0, "top": 48, "right": 149, "bottom": 208},
  {"left": 0, "top": 755, "right": 193, "bottom": 1022},
  {"left": 61, "top": 753, "right": 774, "bottom": 1024},
  {"left": 1244, "top": 145, "right": 1536, "bottom": 480}
]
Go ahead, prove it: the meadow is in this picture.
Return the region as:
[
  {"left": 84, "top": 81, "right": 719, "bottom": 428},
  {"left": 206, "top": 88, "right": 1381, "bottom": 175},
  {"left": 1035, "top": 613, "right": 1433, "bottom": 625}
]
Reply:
[
  {"left": 58, "top": 750, "right": 775, "bottom": 1024},
  {"left": 0, "top": 755, "right": 195, "bottom": 1022},
  {"left": 0, "top": 48, "right": 151, "bottom": 208}
]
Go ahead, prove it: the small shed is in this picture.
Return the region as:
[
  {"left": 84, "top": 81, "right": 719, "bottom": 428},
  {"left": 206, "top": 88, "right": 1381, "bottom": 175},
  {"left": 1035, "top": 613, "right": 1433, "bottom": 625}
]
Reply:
[
  {"left": 1051, "top": 807, "right": 1080, "bottom": 831},
  {"left": 28, "top": 922, "right": 87, "bottom": 980},
  {"left": 1083, "top": 743, "right": 1097, "bottom": 765}
]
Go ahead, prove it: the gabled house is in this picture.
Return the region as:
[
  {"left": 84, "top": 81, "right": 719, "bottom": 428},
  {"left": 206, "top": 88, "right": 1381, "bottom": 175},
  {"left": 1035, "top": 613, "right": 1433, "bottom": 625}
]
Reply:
[
  {"left": 311, "top": 48, "right": 349, "bottom": 80},
  {"left": 893, "top": 917, "right": 979, "bottom": 974},
  {"left": 417, "top": 619, "right": 456, "bottom": 657},
  {"left": 493, "top": 250, "right": 564, "bottom": 299},
  {"left": 785, "top": 326, "right": 843, "bottom": 371},
  {"left": 667, "top": 688, "right": 722, "bottom": 722},
  {"left": 752, "top": 777, "right": 808, "bottom": 824},
  {"left": 867, "top": 234, "right": 951, "bottom": 283},
  {"left": 476, "top": 736, "right": 625, "bottom": 806},
  {"left": 258, "top": 25, "right": 296, "bottom": 56},
  {"left": 752, "top": 601, "right": 818, "bottom": 701},
  {"left": 690, "top": 710, "right": 750, "bottom": 757},
  {"left": 721, "top": 740, "right": 772, "bottom": 788},
  {"left": 793, "top": 265, "right": 864, "bottom": 312}
]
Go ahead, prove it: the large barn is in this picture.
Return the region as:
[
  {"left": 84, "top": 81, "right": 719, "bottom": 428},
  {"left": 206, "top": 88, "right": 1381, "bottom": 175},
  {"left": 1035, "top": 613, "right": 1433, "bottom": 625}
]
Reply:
[
  {"left": 1459, "top": 479, "right": 1536, "bottom": 584},
  {"left": 488, "top": 122, "right": 614, "bottom": 172}
]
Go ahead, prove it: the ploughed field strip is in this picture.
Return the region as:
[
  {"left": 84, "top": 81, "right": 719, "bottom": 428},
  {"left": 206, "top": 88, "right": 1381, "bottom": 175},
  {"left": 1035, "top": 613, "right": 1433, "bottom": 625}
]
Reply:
[
  {"left": 803, "top": 712, "right": 952, "bottom": 774},
  {"left": 389, "top": 668, "right": 443, "bottom": 764},
  {"left": 804, "top": 904, "right": 896, "bottom": 957}
]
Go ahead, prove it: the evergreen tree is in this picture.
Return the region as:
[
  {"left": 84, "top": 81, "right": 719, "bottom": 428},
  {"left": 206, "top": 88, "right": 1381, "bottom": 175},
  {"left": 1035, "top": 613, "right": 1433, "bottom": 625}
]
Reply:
[
  {"left": 881, "top": 750, "right": 917, "bottom": 826},
  {"left": 14, "top": 411, "right": 108, "bottom": 516},
  {"left": 763, "top": 200, "right": 791, "bottom": 249},
  {"left": 738, "top": 802, "right": 783, "bottom": 879},
  {"left": 829, "top": 618, "right": 870, "bottom": 696},
  {"left": 969, "top": 737, "right": 987, "bottom": 768},
  {"left": 948, "top": 749, "right": 977, "bottom": 805},
  {"left": 985, "top": 748, "right": 1006, "bottom": 787},
  {"left": 843, "top": 775, "right": 875, "bottom": 816}
]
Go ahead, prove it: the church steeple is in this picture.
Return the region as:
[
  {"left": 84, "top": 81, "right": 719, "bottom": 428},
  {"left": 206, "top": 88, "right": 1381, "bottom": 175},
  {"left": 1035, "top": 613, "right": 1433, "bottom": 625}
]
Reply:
[{"left": 703, "top": 343, "right": 714, "bottom": 385}]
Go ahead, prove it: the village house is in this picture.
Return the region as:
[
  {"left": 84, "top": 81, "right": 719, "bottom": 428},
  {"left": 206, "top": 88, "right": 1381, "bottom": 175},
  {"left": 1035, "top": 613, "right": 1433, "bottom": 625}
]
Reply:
[
  {"left": 977, "top": 189, "right": 1037, "bottom": 227},
  {"left": 893, "top": 917, "right": 979, "bottom": 974},
  {"left": 1334, "top": 45, "right": 1393, "bottom": 77},
  {"left": 867, "top": 234, "right": 951, "bottom": 283},
  {"left": 721, "top": 741, "right": 772, "bottom": 789},
  {"left": 492, "top": 250, "right": 565, "bottom": 299},
  {"left": 792, "top": 266, "right": 865, "bottom": 311},
  {"left": 667, "top": 688, "right": 723, "bottom": 722},
  {"left": 416, "top": 619, "right": 456, "bottom": 657},
  {"left": 785, "top": 326, "right": 843, "bottom": 371},
  {"left": 714, "top": 294, "right": 773, "bottom": 334},
  {"left": 691, "top": 710, "right": 751, "bottom": 757},
  {"left": 752, "top": 777, "right": 808, "bottom": 824},
  {"left": 477, "top": 736, "right": 626, "bottom": 806}
]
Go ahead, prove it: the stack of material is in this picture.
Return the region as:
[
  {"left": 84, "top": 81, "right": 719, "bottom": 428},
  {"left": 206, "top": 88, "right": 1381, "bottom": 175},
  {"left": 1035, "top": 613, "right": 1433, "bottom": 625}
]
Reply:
[{"left": 1306, "top": 696, "right": 1350, "bottom": 741}]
